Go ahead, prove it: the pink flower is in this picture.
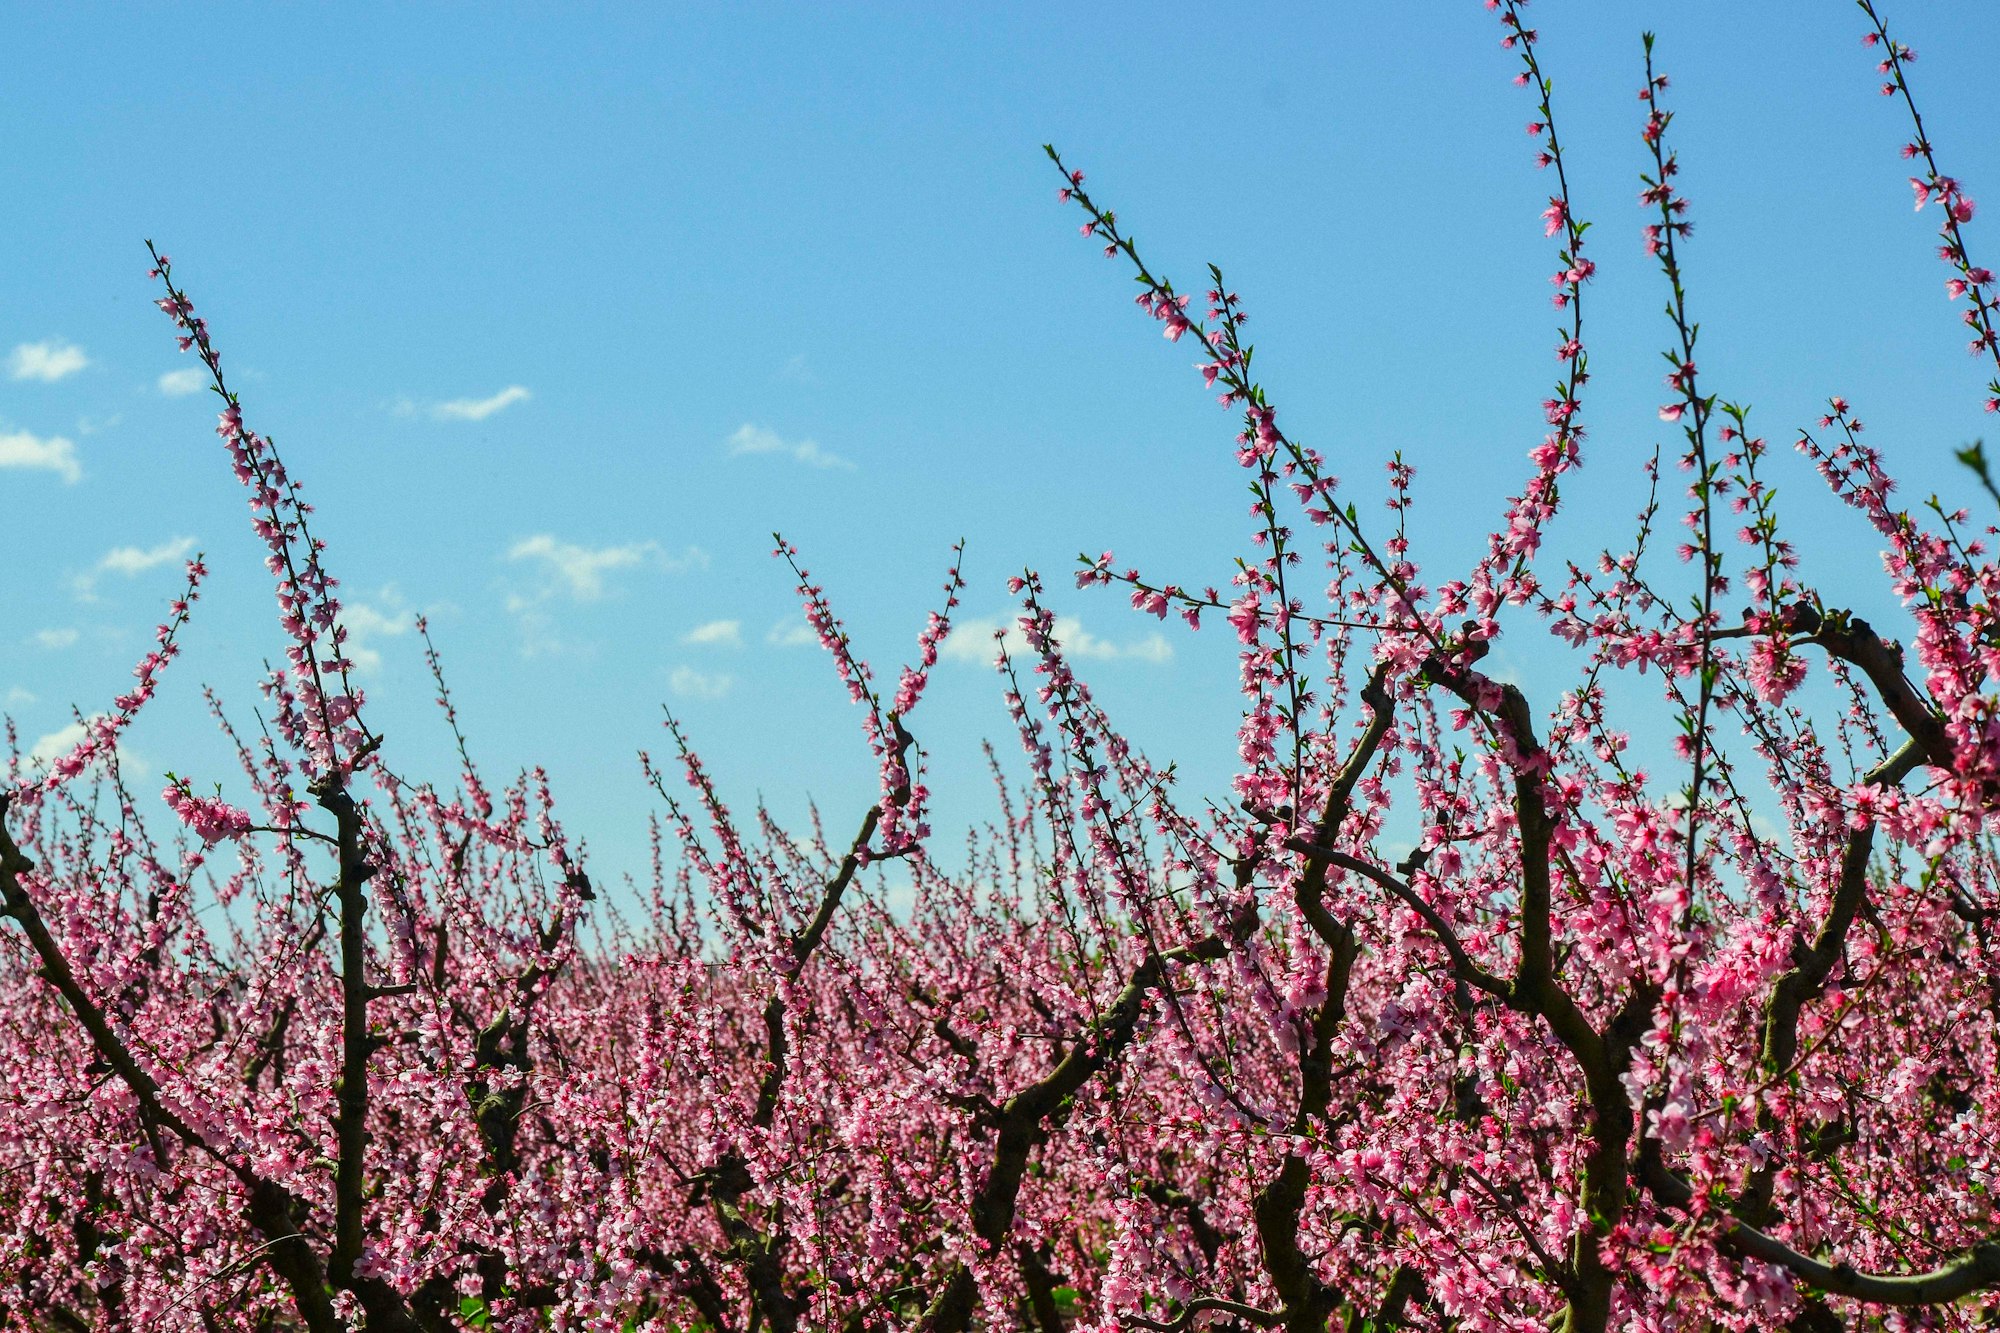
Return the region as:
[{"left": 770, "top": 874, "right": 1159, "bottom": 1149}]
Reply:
[
  {"left": 162, "top": 779, "right": 255, "bottom": 846},
  {"left": 1226, "top": 591, "right": 1262, "bottom": 644}
]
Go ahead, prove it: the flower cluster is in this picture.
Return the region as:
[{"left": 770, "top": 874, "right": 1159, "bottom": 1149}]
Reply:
[
  {"left": 150, "top": 246, "right": 369, "bottom": 781},
  {"left": 6, "top": 9, "right": 2000, "bottom": 1333},
  {"left": 12, "top": 558, "right": 205, "bottom": 801},
  {"left": 160, "top": 777, "right": 255, "bottom": 846},
  {"left": 1861, "top": 3, "right": 2000, "bottom": 410}
]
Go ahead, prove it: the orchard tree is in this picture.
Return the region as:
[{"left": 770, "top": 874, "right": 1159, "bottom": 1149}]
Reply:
[{"left": 4, "top": 3, "right": 2000, "bottom": 1331}]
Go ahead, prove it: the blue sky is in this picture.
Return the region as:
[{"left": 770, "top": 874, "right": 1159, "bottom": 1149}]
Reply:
[{"left": 4, "top": 4, "right": 1998, "bottom": 890}]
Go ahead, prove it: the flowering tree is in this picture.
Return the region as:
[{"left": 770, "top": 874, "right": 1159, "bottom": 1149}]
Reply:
[{"left": 5, "top": 3, "right": 2000, "bottom": 1330}]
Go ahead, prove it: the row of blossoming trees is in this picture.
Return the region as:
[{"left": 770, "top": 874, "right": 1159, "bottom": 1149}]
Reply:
[{"left": 5, "top": 4, "right": 2000, "bottom": 1331}]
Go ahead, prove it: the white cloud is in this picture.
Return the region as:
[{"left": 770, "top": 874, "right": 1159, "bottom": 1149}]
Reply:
[
  {"left": 28, "top": 719, "right": 91, "bottom": 766},
  {"left": 4, "top": 687, "right": 36, "bottom": 708},
  {"left": 506, "top": 535, "right": 705, "bottom": 602},
  {"left": 433, "top": 385, "right": 531, "bottom": 422},
  {"left": 501, "top": 606, "right": 565, "bottom": 659},
  {"left": 157, "top": 367, "right": 207, "bottom": 397},
  {"left": 24, "top": 715, "right": 147, "bottom": 778},
  {"left": 97, "top": 536, "right": 197, "bottom": 578},
  {"left": 939, "top": 614, "right": 1174, "bottom": 666},
  {"left": 338, "top": 592, "right": 414, "bottom": 673},
  {"left": 72, "top": 536, "right": 198, "bottom": 601},
  {"left": 727, "top": 423, "right": 854, "bottom": 471},
  {"left": 669, "top": 666, "right": 733, "bottom": 700},
  {"left": 503, "top": 537, "right": 705, "bottom": 658},
  {"left": 34, "top": 628, "right": 79, "bottom": 651},
  {"left": 9, "top": 340, "right": 88, "bottom": 383},
  {"left": 341, "top": 602, "right": 410, "bottom": 640},
  {"left": 0, "top": 430, "right": 81, "bottom": 484},
  {"left": 777, "top": 353, "right": 820, "bottom": 385},
  {"left": 682, "top": 618, "right": 743, "bottom": 648},
  {"left": 765, "top": 619, "right": 819, "bottom": 648}
]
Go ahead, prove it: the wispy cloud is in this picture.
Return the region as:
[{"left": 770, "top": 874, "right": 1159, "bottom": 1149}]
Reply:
[
  {"left": 939, "top": 614, "right": 1173, "bottom": 666},
  {"left": 509, "top": 608, "right": 568, "bottom": 659},
  {"left": 777, "top": 353, "right": 820, "bottom": 385},
  {"left": 9, "top": 340, "right": 88, "bottom": 383},
  {"left": 503, "top": 535, "right": 706, "bottom": 657},
  {"left": 98, "top": 536, "right": 197, "bottom": 578},
  {"left": 1116, "top": 633, "right": 1174, "bottom": 664},
  {"left": 34, "top": 628, "right": 79, "bottom": 651},
  {"left": 25, "top": 716, "right": 148, "bottom": 778},
  {"left": 5, "top": 686, "right": 37, "bottom": 708},
  {"left": 339, "top": 591, "right": 414, "bottom": 673},
  {"left": 765, "top": 619, "right": 819, "bottom": 648},
  {"left": 157, "top": 367, "right": 207, "bottom": 397},
  {"left": 432, "top": 385, "right": 531, "bottom": 422},
  {"left": 682, "top": 618, "right": 743, "bottom": 648},
  {"left": 0, "top": 430, "right": 81, "bottom": 484},
  {"left": 669, "top": 665, "right": 733, "bottom": 700},
  {"left": 73, "top": 536, "right": 197, "bottom": 601},
  {"left": 28, "top": 719, "right": 93, "bottom": 766},
  {"left": 727, "top": 423, "right": 853, "bottom": 471},
  {"left": 506, "top": 535, "right": 705, "bottom": 602}
]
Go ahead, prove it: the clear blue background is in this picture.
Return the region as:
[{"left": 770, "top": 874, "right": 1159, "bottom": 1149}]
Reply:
[{"left": 3, "top": 3, "right": 1996, "bottom": 891}]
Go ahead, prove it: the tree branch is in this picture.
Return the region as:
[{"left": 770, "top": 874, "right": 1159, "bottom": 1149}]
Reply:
[{"left": 1644, "top": 1157, "right": 2000, "bottom": 1305}]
